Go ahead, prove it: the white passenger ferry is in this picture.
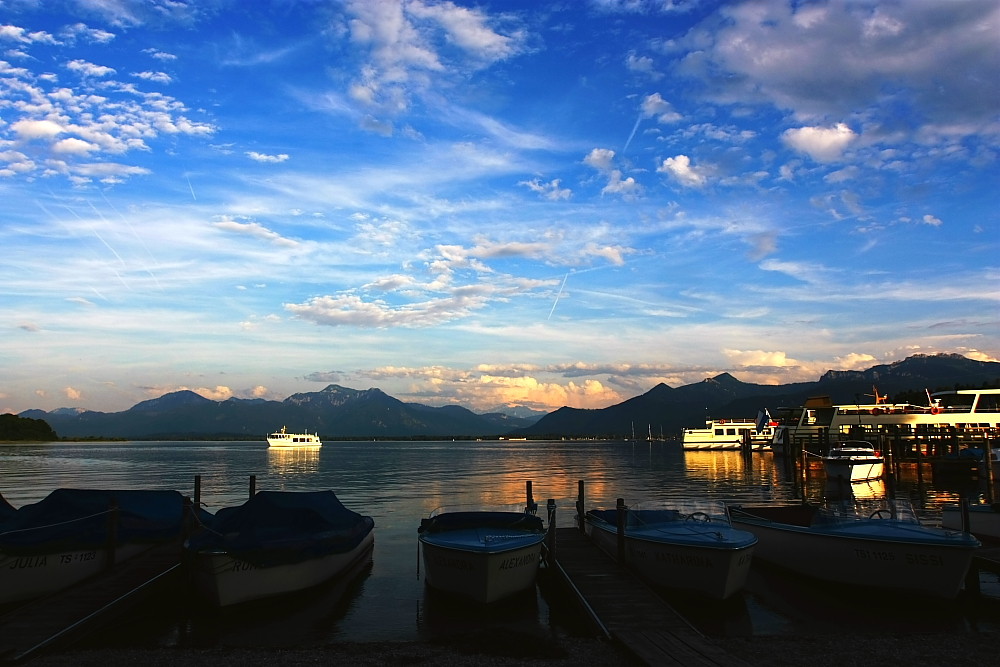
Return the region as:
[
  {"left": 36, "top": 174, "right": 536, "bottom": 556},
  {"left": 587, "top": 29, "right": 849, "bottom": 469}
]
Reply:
[
  {"left": 267, "top": 426, "right": 322, "bottom": 447},
  {"left": 771, "top": 388, "right": 1000, "bottom": 453},
  {"left": 682, "top": 418, "right": 775, "bottom": 451}
]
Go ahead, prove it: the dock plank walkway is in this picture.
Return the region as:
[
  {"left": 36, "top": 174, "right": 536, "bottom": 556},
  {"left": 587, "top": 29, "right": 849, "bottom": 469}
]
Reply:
[
  {"left": 549, "top": 527, "right": 748, "bottom": 667},
  {"left": 0, "top": 541, "right": 183, "bottom": 663}
]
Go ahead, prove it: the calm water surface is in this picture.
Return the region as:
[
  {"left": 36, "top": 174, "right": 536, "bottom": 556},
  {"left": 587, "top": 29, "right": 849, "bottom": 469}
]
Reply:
[{"left": 1, "top": 439, "right": 997, "bottom": 647}]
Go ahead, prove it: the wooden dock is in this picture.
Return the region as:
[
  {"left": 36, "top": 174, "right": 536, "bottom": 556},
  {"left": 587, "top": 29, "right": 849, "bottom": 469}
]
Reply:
[
  {"left": 0, "top": 542, "right": 183, "bottom": 663},
  {"left": 548, "top": 527, "right": 748, "bottom": 666}
]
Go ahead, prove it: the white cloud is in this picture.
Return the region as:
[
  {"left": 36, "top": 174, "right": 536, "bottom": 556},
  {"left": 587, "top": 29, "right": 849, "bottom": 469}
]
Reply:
[
  {"left": 61, "top": 23, "right": 115, "bottom": 44},
  {"left": 246, "top": 151, "right": 290, "bottom": 163},
  {"left": 519, "top": 177, "right": 571, "bottom": 200},
  {"left": 66, "top": 59, "right": 116, "bottom": 77},
  {"left": 11, "top": 119, "right": 64, "bottom": 139},
  {"left": 133, "top": 71, "right": 172, "bottom": 84},
  {"left": 626, "top": 52, "right": 661, "bottom": 80},
  {"left": 922, "top": 214, "right": 943, "bottom": 227},
  {"left": 782, "top": 123, "right": 856, "bottom": 163},
  {"left": 342, "top": 0, "right": 526, "bottom": 123},
  {"left": 583, "top": 147, "right": 615, "bottom": 172},
  {"left": 641, "top": 92, "right": 681, "bottom": 123},
  {"left": 601, "top": 170, "right": 642, "bottom": 198},
  {"left": 213, "top": 217, "right": 300, "bottom": 247},
  {"left": 657, "top": 154, "right": 707, "bottom": 187},
  {"left": 0, "top": 25, "right": 56, "bottom": 44},
  {"left": 52, "top": 137, "right": 98, "bottom": 155}
]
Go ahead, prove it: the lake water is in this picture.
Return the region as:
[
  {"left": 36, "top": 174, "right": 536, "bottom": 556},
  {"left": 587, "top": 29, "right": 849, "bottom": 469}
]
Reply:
[{"left": 1, "top": 439, "right": 998, "bottom": 648}]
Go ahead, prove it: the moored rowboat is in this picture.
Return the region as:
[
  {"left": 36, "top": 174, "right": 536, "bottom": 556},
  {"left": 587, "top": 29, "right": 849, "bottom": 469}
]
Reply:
[
  {"left": 728, "top": 500, "right": 980, "bottom": 598},
  {"left": 418, "top": 506, "right": 545, "bottom": 604},
  {"left": 0, "top": 488, "right": 192, "bottom": 605},
  {"left": 583, "top": 500, "right": 757, "bottom": 600},
  {"left": 185, "top": 490, "right": 374, "bottom": 606}
]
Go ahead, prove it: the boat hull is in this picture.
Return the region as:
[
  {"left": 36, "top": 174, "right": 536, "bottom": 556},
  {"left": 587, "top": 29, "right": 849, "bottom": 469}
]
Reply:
[
  {"left": 584, "top": 512, "right": 756, "bottom": 600},
  {"left": 191, "top": 531, "right": 374, "bottom": 607},
  {"left": 0, "top": 488, "right": 190, "bottom": 605},
  {"left": 419, "top": 531, "right": 544, "bottom": 604},
  {"left": 682, "top": 419, "right": 773, "bottom": 451},
  {"left": 823, "top": 459, "right": 884, "bottom": 482},
  {"left": 941, "top": 504, "right": 1000, "bottom": 543},
  {"left": 730, "top": 505, "right": 979, "bottom": 598},
  {"left": 0, "top": 542, "right": 155, "bottom": 605}
]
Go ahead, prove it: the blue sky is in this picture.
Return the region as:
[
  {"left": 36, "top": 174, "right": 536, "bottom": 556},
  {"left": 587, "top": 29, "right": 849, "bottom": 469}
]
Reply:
[{"left": 1, "top": 0, "right": 998, "bottom": 416}]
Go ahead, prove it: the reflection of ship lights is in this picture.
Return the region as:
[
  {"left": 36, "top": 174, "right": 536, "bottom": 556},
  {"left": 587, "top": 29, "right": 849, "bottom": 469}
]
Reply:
[{"left": 268, "top": 445, "right": 321, "bottom": 474}]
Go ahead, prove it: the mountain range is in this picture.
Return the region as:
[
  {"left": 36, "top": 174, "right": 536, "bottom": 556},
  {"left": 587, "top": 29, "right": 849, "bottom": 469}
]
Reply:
[{"left": 17, "top": 353, "right": 1000, "bottom": 441}]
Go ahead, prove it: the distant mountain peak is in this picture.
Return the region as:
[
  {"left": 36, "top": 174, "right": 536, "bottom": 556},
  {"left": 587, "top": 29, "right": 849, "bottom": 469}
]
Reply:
[{"left": 128, "top": 390, "right": 213, "bottom": 412}]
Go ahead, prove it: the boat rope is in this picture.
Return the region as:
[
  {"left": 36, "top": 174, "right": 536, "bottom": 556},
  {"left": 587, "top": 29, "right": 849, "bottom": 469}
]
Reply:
[{"left": 0, "top": 508, "right": 113, "bottom": 538}]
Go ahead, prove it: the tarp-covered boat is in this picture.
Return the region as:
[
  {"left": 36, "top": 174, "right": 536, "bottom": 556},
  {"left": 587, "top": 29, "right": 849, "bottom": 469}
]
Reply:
[
  {"left": 941, "top": 502, "right": 1000, "bottom": 543},
  {"left": 728, "top": 499, "right": 980, "bottom": 598},
  {"left": 0, "top": 488, "right": 190, "bottom": 605},
  {"left": 584, "top": 501, "right": 757, "bottom": 600},
  {"left": 418, "top": 507, "right": 545, "bottom": 603},
  {"left": 185, "top": 490, "right": 375, "bottom": 607}
]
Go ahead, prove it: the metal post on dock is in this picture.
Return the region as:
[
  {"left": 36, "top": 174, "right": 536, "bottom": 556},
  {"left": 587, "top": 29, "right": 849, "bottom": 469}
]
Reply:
[
  {"left": 249, "top": 474, "right": 256, "bottom": 498},
  {"left": 546, "top": 499, "right": 557, "bottom": 563},
  {"left": 616, "top": 498, "right": 626, "bottom": 562},
  {"left": 104, "top": 499, "right": 119, "bottom": 570},
  {"left": 576, "top": 480, "right": 586, "bottom": 534}
]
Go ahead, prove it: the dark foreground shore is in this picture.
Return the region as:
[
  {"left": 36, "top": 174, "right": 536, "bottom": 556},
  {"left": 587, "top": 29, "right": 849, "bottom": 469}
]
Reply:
[{"left": 24, "top": 628, "right": 1000, "bottom": 667}]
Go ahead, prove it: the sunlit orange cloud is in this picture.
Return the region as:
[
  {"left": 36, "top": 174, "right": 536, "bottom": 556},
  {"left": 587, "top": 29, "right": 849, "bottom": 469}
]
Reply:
[
  {"left": 475, "top": 374, "right": 622, "bottom": 410},
  {"left": 63, "top": 386, "right": 83, "bottom": 401}
]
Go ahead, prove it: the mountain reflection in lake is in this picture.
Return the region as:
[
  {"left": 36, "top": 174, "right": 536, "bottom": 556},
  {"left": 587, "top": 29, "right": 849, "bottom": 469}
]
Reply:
[{"left": 1, "top": 439, "right": 996, "bottom": 647}]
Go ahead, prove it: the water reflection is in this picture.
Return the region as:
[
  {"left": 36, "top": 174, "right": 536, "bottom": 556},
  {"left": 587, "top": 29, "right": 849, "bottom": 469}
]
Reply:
[
  {"left": 823, "top": 477, "right": 886, "bottom": 501},
  {"left": 267, "top": 445, "right": 321, "bottom": 474},
  {"left": 2, "top": 440, "right": 998, "bottom": 645}
]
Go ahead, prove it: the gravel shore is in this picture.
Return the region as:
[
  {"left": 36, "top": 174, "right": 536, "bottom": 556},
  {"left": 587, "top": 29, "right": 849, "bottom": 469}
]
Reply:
[{"left": 24, "top": 628, "right": 1000, "bottom": 667}]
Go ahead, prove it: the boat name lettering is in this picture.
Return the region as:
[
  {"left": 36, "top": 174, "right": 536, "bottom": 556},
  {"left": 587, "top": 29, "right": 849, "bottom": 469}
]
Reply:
[
  {"left": 653, "top": 551, "right": 712, "bottom": 568},
  {"left": 231, "top": 560, "right": 257, "bottom": 572},
  {"left": 853, "top": 548, "right": 895, "bottom": 562},
  {"left": 905, "top": 553, "right": 944, "bottom": 567},
  {"left": 59, "top": 551, "right": 97, "bottom": 565},
  {"left": 8, "top": 555, "right": 48, "bottom": 569},
  {"left": 434, "top": 555, "right": 473, "bottom": 571},
  {"left": 498, "top": 554, "right": 536, "bottom": 570}
]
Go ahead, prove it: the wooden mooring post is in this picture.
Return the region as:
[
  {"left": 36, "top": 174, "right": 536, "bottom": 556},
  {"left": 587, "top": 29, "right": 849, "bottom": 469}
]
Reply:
[
  {"left": 576, "top": 480, "right": 586, "bottom": 534},
  {"left": 193, "top": 474, "right": 202, "bottom": 507},
  {"left": 545, "top": 499, "right": 557, "bottom": 563},
  {"left": 249, "top": 474, "right": 256, "bottom": 497},
  {"left": 616, "top": 498, "right": 626, "bottom": 562}
]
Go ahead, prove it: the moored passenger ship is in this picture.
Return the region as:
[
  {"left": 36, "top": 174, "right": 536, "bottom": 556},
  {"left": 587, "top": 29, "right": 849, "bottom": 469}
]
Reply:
[
  {"left": 682, "top": 418, "right": 775, "bottom": 451},
  {"left": 770, "top": 388, "right": 1000, "bottom": 453},
  {"left": 267, "top": 426, "right": 322, "bottom": 447}
]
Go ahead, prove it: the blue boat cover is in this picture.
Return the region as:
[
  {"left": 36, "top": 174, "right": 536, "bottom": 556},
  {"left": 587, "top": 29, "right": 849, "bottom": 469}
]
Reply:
[
  {"left": 418, "top": 511, "right": 544, "bottom": 534},
  {"left": 0, "top": 488, "right": 187, "bottom": 552},
  {"left": 186, "top": 490, "right": 375, "bottom": 567},
  {"left": 0, "top": 492, "right": 16, "bottom": 522},
  {"left": 588, "top": 508, "right": 682, "bottom": 527}
]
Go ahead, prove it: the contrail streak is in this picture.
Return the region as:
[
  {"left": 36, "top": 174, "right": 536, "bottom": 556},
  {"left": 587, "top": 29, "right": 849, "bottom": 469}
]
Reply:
[
  {"left": 547, "top": 273, "right": 568, "bottom": 320},
  {"left": 622, "top": 113, "right": 642, "bottom": 155}
]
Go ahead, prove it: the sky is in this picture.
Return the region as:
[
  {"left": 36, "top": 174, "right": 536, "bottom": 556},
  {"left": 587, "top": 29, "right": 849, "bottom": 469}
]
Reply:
[{"left": 1, "top": 0, "right": 998, "bottom": 416}]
